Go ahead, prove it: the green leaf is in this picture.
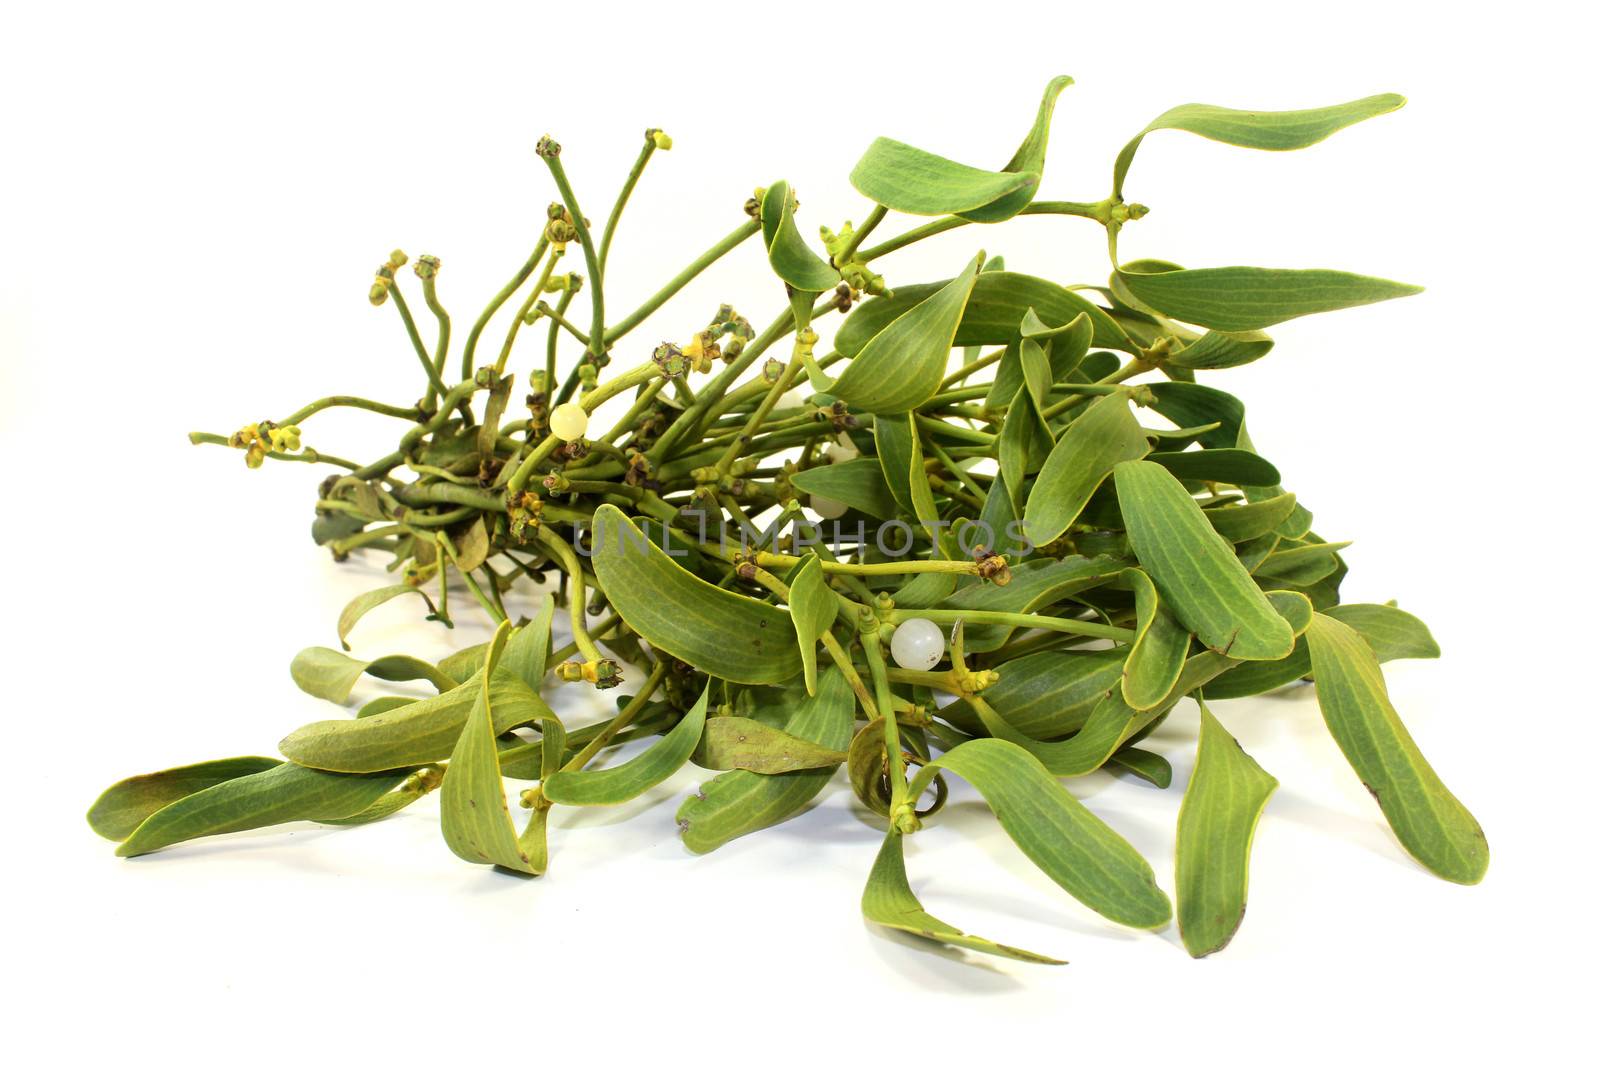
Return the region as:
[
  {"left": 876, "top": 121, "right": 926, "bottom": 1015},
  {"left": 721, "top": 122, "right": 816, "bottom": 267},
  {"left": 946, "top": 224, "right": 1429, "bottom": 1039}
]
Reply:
[
  {"left": 760, "top": 180, "right": 840, "bottom": 292},
  {"left": 1120, "top": 568, "right": 1190, "bottom": 710},
  {"left": 1168, "top": 329, "right": 1276, "bottom": 370},
  {"left": 873, "top": 415, "right": 916, "bottom": 514},
  {"left": 1175, "top": 702, "right": 1278, "bottom": 957},
  {"left": 289, "top": 647, "right": 454, "bottom": 704},
  {"left": 356, "top": 695, "right": 417, "bottom": 719},
  {"left": 1265, "top": 589, "right": 1315, "bottom": 638},
  {"left": 907, "top": 738, "right": 1172, "bottom": 928},
  {"left": 1146, "top": 380, "right": 1244, "bottom": 449},
  {"left": 695, "top": 715, "right": 847, "bottom": 773},
  {"left": 959, "top": 75, "right": 1074, "bottom": 223},
  {"left": 88, "top": 756, "right": 283, "bottom": 842},
  {"left": 542, "top": 684, "right": 710, "bottom": 806},
  {"left": 972, "top": 652, "right": 1230, "bottom": 777},
  {"left": 1325, "top": 602, "right": 1439, "bottom": 660},
  {"left": 942, "top": 648, "right": 1126, "bottom": 739},
  {"left": 990, "top": 309, "right": 1093, "bottom": 409},
  {"left": 976, "top": 469, "right": 1028, "bottom": 562},
  {"left": 437, "top": 641, "right": 489, "bottom": 685},
  {"left": 450, "top": 516, "right": 491, "bottom": 572},
  {"left": 790, "top": 459, "right": 898, "bottom": 520},
  {"left": 440, "top": 620, "right": 546, "bottom": 874},
  {"left": 1114, "top": 460, "right": 1294, "bottom": 661},
  {"left": 280, "top": 667, "right": 555, "bottom": 772},
  {"left": 1147, "top": 447, "right": 1281, "bottom": 487},
  {"left": 786, "top": 555, "right": 838, "bottom": 696},
  {"left": 1305, "top": 614, "right": 1488, "bottom": 884},
  {"left": 997, "top": 386, "right": 1050, "bottom": 511},
  {"left": 315, "top": 778, "right": 433, "bottom": 827},
  {"left": 590, "top": 504, "right": 802, "bottom": 685},
  {"left": 337, "top": 584, "right": 436, "bottom": 650},
  {"left": 831, "top": 253, "right": 983, "bottom": 414},
  {"left": 1204, "top": 493, "right": 1300, "bottom": 542},
  {"left": 862, "top": 830, "right": 1066, "bottom": 964},
  {"left": 678, "top": 666, "right": 854, "bottom": 853},
  {"left": 836, "top": 272, "right": 1135, "bottom": 358},
  {"left": 1107, "top": 747, "right": 1172, "bottom": 788},
  {"left": 905, "top": 413, "right": 954, "bottom": 557},
  {"left": 1254, "top": 540, "right": 1351, "bottom": 585},
  {"left": 116, "top": 762, "right": 406, "bottom": 857},
  {"left": 849, "top": 77, "right": 1073, "bottom": 222},
  {"left": 497, "top": 598, "right": 556, "bottom": 692},
  {"left": 1024, "top": 394, "right": 1150, "bottom": 546},
  {"left": 849, "top": 146, "right": 1036, "bottom": 217},
  {"left": 1116, "top": 264, "right": 1422, "bottom": 333},
  {"left": 1114, "top": 93, "right": 1407, "bottom": 197}
]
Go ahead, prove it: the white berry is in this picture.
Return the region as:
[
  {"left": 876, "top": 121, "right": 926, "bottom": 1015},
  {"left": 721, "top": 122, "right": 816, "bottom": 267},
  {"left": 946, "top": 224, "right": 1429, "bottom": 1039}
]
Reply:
[
  {"left": 809, "top": 494, "right": 848, "bottom": 519},
  {"left": 890, "top": 618, "right": 945, "bottom": 671},
  {"left": 548, "top": 402, "right": 589, "bottom": 442}
]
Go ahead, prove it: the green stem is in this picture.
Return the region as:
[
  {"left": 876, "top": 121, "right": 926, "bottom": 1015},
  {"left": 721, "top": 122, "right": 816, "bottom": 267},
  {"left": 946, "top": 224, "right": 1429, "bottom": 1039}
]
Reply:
[
  {"left": 535, "top": 525, "right": 603, "bottom": 662},
  {"left": 598, "top": 135, "right": 659, "bottom": 277},
  {"left": 462, "top": 236, "right": 550, "bottom": 380},
  {"left": 603, "top": 219, "right": 760, "bottom": 345},
  {"left": 539, "top": 148, "right": 606, "bottom": 366},
  {"left": 187, "top": 432, "right": 363, "bottom": 471},
  {"left": 833, "top": 204, "right": 887, "bottom": 265},
  {"left": 545, "top": 285, "right": 576, "bottom": 399},
  {"left": 891, "top": 608, "right": 1134, "bottom": 643},
  {"left": 493, "top": 246, "right": 562, "bottom": 375},
  {"left": 1039, "top": 362, "right": 1147, "bottom": 419},
  {"left": 389, "top": 285, "right": 451, "bottom": 402},
  {"left": 277, "top": 396, "right": 420, "bottom": 425},
  {"left": 602, "top": 377, "right": 667, "bottom": 444},
  {"left": 559, "top": 662, "right": 666, "bottom": 773},
  {"left": 861, "top": 632, "right": 906, "bottom": 809},
  {"left": 859, "top": 199, "right": 1112, "bottom": 262},
  {"left": 420, "top": 274, "right": 452, "bottom": 410},
  {"left": 536, "top": 300, "right": 590, "bottom": 347}
]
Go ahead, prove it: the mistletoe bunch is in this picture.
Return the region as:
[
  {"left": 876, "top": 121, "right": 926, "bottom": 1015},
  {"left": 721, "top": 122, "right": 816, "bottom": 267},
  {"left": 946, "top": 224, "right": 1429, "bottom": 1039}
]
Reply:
[{"left": 89, "top": 79, "right": 1484, "bottom": 962}]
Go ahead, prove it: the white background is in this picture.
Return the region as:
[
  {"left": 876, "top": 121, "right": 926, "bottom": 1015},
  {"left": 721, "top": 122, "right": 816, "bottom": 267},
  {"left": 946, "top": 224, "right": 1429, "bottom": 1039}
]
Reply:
[{"left": 4, "top": 1, "right": 1594, "bottom": 1060}]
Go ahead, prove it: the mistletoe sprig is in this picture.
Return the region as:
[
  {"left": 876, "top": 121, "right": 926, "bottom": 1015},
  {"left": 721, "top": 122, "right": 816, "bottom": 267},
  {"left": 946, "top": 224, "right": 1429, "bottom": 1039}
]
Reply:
[{"left": 91, "top": 80, "right": 1484, "bottom": 962}]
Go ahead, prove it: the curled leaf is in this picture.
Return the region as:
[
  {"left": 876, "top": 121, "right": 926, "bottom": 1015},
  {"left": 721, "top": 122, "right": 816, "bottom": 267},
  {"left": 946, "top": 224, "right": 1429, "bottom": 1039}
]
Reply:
[
  {"left": 862, "top": 830, "right": 1065, "bottom": 964},
  {"left": 542, "top": 685, "right": 709, "bottom": 806}
]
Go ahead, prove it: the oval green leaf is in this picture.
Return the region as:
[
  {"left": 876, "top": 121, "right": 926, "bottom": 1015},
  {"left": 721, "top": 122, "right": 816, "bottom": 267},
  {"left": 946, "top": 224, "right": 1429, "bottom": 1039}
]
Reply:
[
  {"left": 116, "top": 761, "right": 406, "bottom": 857},
  {"left": 695, "top": 715, "right": 847, "bottom": 773},
  {"left": 789, "top": 460, "right": 898, "bottom": 521},
  {"left": 907, "top": 738, "right": 1172, "bottom": 928},
  {"left": 1114, "top": 93, "right": 1406, "bottom": 197},
  {"left": 1114, "top": 460, "right": 1294, "bottom": 661},
  {"left": 786, "top": 554, "right": 838, "bottom": 695},
  {"left": 830, "top": 253, "right": 983, "bottom": 414},
  {"left": 1024, "top": 393, "right": 1150, "bottom": 546},
  {"left": 590, "top": 504, "right": 801, "bottom": 685},
  {"left": 837, "top": 272, "right": 1133, "bottom": 358},
  {"left": 678, "top": 666, "right": 854, "bottom": 853},
  {"left": 1116, "top": 264, "right": 1422, "bottom": 333},
  {"left": 1176, "top": 701, "right": 1278, "bottom": 957},
  {"left": 1120, "top": 567, "right": 1190, "bottom": 710},
  {"left": 280, "top": 667, "right": 554, "bottom": 772},
  {"left": 88, "top": 756, "right": 283, "bottom": 842},
  {"left": 1304, "top": 614, "right": 1488, "bottom": 884}
]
